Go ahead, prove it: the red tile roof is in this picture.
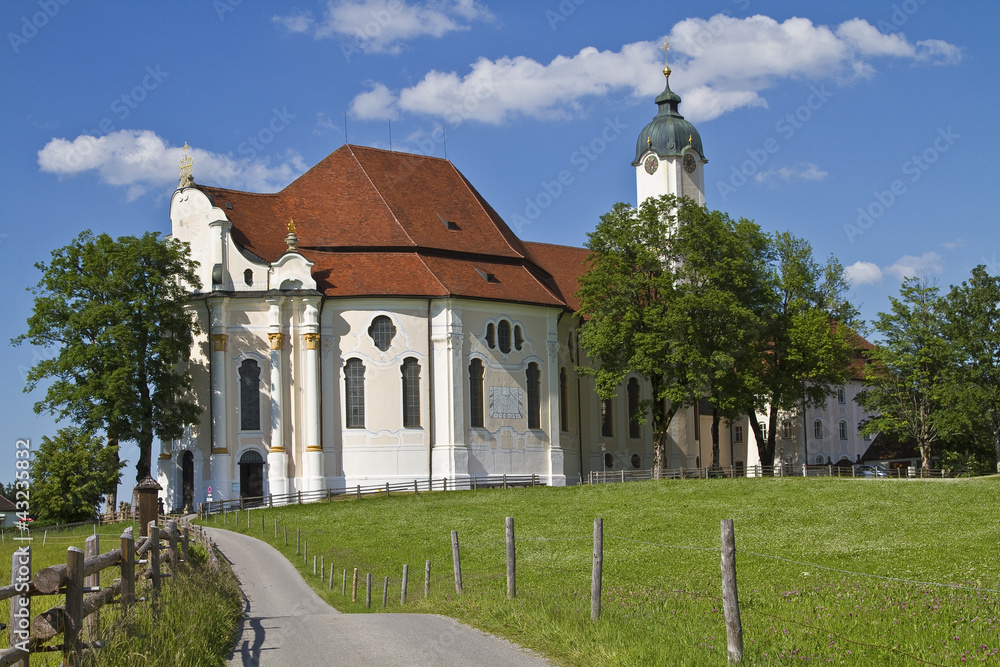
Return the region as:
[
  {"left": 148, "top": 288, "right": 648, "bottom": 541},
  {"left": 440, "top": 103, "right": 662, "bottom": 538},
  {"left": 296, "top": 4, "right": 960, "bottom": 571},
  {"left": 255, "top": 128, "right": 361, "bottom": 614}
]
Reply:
[{"left": 197, "top": 145, "right": 584, "bottom": 309}]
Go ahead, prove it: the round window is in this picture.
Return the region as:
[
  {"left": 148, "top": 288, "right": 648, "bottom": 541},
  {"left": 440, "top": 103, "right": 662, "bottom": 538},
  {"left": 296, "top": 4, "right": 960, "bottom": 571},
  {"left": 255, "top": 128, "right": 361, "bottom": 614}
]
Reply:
[
  {"left": 604, "top": 452, "right": 614, "bottom": 469},
  {"left": 631, "top": 454, "right": 641, "bottom": 469}
]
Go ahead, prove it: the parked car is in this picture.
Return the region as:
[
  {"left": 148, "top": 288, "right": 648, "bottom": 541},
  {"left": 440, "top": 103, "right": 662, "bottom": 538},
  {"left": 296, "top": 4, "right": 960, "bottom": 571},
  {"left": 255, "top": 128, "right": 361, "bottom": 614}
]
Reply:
[{"left": 854, "top": 464, "right": 890, "bottom": 478}]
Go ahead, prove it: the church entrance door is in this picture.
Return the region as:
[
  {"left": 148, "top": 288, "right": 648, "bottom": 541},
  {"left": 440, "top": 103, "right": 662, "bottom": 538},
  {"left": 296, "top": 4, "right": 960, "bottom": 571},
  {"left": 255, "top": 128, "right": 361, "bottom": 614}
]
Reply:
[
  {"left": 239, "top": 450, "right": 264, "bottom": 505},
  {"left": 181, "top": 450, "right": 194, "bottom": 513}
]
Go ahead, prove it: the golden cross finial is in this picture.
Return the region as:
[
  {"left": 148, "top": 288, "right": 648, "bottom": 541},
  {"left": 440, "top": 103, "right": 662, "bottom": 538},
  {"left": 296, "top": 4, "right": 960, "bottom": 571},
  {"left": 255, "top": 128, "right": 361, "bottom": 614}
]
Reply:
[
  {"left": 287, "top": 218, "right": 296, "bottom": 233},
  {"left": 689, "top": 134, "right": 693, "bottom": 145},
  {"left": 660, "top": 40, "right": 672, "bottom": 77},
  {"left": 178, "top": 142, "right": 194, "bottom": 186}
]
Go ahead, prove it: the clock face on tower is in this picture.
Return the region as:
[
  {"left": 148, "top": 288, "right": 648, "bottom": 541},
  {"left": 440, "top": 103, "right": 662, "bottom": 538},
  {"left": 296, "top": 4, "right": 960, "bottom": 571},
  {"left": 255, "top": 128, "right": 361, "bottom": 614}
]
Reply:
[
  {"left": 683, "top": 153, "right": 697, "bottom": 174},
  {"left": 643, "top": 154, "right": 659, "bottom": 175}
]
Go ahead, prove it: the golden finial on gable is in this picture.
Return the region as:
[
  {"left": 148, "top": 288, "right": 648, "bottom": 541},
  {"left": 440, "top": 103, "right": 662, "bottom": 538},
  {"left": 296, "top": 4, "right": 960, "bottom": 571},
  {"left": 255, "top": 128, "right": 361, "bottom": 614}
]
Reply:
[
  {"left": 285, "top": 219, "right": 299, "bottom": 252},
  {"left": 178, "top": 142, "right": 194, "bottom": 187},
  {"left": 287, "top": 218, "right": 296, "bottom": 233}
]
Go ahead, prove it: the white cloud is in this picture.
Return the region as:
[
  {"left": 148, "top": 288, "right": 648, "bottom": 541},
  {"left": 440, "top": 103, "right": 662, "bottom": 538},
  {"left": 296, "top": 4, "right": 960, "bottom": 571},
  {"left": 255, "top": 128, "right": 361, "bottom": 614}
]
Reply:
[
  {"left": 273, "top": 0, "right": 494, "bottom": 53},
  {"left": 349, "top": 82, "right": 400, "bottom": 121},
  {"left": 846, "top": 252, "right": 946, "bottom": 286},
  {"left": 350, "top": 14, "right": 962, "bottom": 125},
  {"left": 845, "top": 261, "right": 884, "bottom": 286},
  {"left": 885, "top": 252, "right": 944, "bottom": 280},
  {"left": 941, "top": 238, "right": 966, "bottom": 251},
  {"left": 755, "top": 162, "right": 828, "bottom": 185},
  {"left": 37, "top": 130, "right": 303, "bottom": 197}
]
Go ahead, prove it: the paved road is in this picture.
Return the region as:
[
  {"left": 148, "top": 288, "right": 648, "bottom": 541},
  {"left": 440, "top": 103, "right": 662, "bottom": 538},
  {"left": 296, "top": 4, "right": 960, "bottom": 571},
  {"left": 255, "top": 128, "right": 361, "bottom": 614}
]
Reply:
[{"left": 206, "top": 528, "right": 554, "bottom": 667}]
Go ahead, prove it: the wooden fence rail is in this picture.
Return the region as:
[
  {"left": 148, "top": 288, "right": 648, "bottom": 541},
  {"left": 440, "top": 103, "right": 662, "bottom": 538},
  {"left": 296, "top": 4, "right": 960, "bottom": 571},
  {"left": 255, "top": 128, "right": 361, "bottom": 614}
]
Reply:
[
  {"left": 198, "top": 474, "right": 543, "bottom": 516},
  {"left": 0, "top": 519, "right": 205, "bottom": 667},
  {"left": 587, "top": 464, "right": 975, "bottom": 484}
]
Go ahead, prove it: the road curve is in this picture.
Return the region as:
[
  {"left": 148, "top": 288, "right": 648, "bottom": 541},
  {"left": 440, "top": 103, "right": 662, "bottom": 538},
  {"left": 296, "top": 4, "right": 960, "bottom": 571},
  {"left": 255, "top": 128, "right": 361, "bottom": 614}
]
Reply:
[{"left": 205, "top": 527, "right": 554, "bottom": 667}]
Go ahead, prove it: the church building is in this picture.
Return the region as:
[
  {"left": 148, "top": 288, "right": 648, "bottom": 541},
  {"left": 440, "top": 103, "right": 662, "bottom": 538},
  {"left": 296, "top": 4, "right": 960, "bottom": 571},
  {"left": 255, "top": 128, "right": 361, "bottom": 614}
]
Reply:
[{"left": 159, "top": 63, "right": 721, "bottom": 510}]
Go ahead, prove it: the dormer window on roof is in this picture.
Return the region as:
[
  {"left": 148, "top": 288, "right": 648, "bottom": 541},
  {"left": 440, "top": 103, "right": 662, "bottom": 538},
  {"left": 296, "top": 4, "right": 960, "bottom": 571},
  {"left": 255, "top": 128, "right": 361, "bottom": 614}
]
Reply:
[
  {"left": 475, "top": 268, "right": 498, "bottom": 283},
  {"left": 438, "top": 214, "right": 460, "bottom": 231}
]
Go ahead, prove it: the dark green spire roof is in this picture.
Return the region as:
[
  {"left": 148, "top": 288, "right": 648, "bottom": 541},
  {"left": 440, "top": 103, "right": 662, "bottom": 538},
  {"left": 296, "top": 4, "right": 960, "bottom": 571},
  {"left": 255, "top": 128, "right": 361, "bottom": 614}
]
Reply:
[{"left": 632, "top": 70, "right": 705, "bottom": 165}]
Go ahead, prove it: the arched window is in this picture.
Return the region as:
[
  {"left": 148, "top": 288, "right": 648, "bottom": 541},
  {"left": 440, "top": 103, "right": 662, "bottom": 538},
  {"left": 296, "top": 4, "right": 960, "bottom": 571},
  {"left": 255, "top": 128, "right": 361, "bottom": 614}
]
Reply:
[
  {"left": 839, "top": 420, "right": 848, "bottom": 440},
  {"left": 498, "top": 320, "right": 512, "bottom": 353},
  {"left": 627, "top": 378, "right": 640, "bottom": 438},
  {"left": 368, "top": 315, "right": 396, "bottom": 352},
  {"left": 559, "top": 367, "right": 568, "bottom": 432},
  {"left": 837, "top": 386, "right": 846, "bottom": 404},
  {"left": 526, "top": 362, "right": 540, "bottom": 429},
  {"left": 401, "top": 358, "right": 421, "bottom": 428},
  {"left": 469, "top": 359, "right": 485, "bottom": 428},
  {"left": 600, "top": 399, "right": 613, "bottom": 436},
  {"left": 782, "top": 420, "right": 792, "bottom": 439},
  {"left": 485, "top": 323, "right": 495, "bottom": 349},
  {"left": 568, "top": 331, "right": 575, "bottom": 363},
  {"left": 345, "top": 358, "right": 366, "bottom": 428},
  {"left": 813, "top": 419, "right": 823, "bottom": 440},
  {"left": 239, "top": 359, "right": 261, "bottom": 431},
  {"left": 514, "top": 325, "right": 524, "bottom": 351}
]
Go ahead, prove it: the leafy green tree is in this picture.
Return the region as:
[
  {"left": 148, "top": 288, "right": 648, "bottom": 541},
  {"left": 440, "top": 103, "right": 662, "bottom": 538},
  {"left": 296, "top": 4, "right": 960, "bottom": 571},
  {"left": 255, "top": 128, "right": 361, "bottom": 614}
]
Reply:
[
  {"left": 666, "top": 202, "right": 775, "bottom": 468},
  {"left": 29, "top": 427, "right": 125, "bottom": 524},
  {"left": 1, "top": 482, "right": 16, "bottom": 503},
  {"left": 940, "top": 265, "right": 1000, "bottom": 470},
  {"left": 577, "top": 195, "right": 774, "bottom": 470},
  {"left": 743, "top": 234, "right": 857, "bottom": 467},
  {"left": 855, "top": 278, "right": 954, "bottom": 472},
  {"left": 577, "top": 195, "right": 686, "bottom": 474},
  {"left": 13, "top": 230, "right": 202, "bottom": 483}
]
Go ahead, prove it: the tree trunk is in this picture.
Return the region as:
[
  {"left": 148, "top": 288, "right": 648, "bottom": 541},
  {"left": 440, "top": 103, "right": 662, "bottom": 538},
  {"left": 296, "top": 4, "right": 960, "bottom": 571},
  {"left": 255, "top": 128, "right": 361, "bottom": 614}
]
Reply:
[
  {"left": 711, "top": 407, "right": 721, "bottom": 468},
  {"left": 748, "top": 412, "right": 772, "bottom": 468},
  {"left": 137, "top": 433, "right": 153, "bottom": 482}
]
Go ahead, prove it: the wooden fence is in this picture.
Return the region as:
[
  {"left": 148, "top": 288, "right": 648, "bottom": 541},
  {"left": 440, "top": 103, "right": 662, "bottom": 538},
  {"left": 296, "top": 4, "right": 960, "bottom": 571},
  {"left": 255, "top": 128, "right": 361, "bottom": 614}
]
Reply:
[
  {"left": 0, "top": 519, "right": 209, "bottom": 666},
  {"left": 587, "top": 464, "right": 973, "bottom": 484},
  {"left": 198, "top": 474, "right": 542, "bottom": 516}
]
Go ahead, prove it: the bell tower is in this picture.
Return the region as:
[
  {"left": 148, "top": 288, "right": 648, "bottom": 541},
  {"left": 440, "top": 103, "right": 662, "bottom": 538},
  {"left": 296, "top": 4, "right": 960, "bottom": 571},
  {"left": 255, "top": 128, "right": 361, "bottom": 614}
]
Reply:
[{"left": 633, "top": 42, "right": 707, "bottom": 207}]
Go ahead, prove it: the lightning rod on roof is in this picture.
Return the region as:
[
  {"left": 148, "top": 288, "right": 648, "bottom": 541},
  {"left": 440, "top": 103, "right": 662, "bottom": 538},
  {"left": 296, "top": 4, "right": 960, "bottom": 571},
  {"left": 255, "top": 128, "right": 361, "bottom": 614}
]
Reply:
[
  {"left": 443, "top": 126, "right": 447, "bottom": 160},
  {"left": 389, "top": 120, "right": 392, "bottom": 152},
  {"left": 344, "top": 111, "right": 348, "bottom": 145}
]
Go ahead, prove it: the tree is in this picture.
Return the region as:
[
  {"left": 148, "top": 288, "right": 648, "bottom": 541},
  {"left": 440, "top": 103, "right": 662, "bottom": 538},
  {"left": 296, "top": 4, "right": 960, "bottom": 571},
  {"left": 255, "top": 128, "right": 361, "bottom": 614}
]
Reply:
[
  {"left": 13, "top": 230, "right": 202, "bottom": 482},
  {"left": 576, "top": 196, "right": 686, "bottom": 475},
  {"left": 855, "top": 278, "right": 954, "bottom": 472},
  {"left": 29, "top": 427, "right": 125, "bottom": 524},
  {"left": 742, "top": 234, "right": 857, "bottom": 467},
  {"left": 940, "top": 265, "right": 1000, "bottom": 470},
  {"left": 577, "top": 195, "right": 774, "bottom": 471}
]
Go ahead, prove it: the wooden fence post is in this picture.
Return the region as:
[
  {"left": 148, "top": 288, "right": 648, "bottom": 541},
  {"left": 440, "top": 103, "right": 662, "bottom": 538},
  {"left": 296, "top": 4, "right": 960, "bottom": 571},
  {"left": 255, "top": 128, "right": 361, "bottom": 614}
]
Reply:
[
  {"left": 182, "top": 525, "right": 190, "bottom": 564},
  {"left": 366, "top": 573, "right": 372, "bottom": 608},
  {"left": 342, "top": 569, "right": 347, "bottom": 596},
  {"left": 65, "top": 546, "right": 84, "bottom": 666},
  {"left": 283, "top": 526, "right": 287, "bottom": 546},
  {"left": 721, "top": 519, "right": 744, "bottom": 664},
  {"left": 382, "top": 576, "right": 389, "bottom": 608},
  {"left": 320, "top": 555, "right": 325, "bottom": 581},
  {"left": 121, "top": 532, "right": 135, "bottom": 613},
  {"left": 591, "top": 518, "right": 603, "bottom": 621},
  {"left": 356, "top": 485, "right": 361, "bottom": 500},
  {"left": 9, "top": 546, "right": 31, "bottom": 667},
  {"left": 313, "top": 555, "right": 317, "bottom": 575},
  {"left": 385, "top": 482, "right": 390, "bottom": 498},
  {"left": 329, "top": 564, "right": 335, "bottom": 590},
  {"left": 150, "top": 523, "right": 161, "bottom": 595},
  {"left": 166, "top": 520, "right": 179, "bottom": 574},
  {"left": 297, "top": 529, "right": 300, "bottom": 555},
  {"left": 274, "top": 518, "right": 278, "bottom": 540},
  {"left": 414, "top": 480, "right": 418, "bottom": 495},
  {"left": 401, "top": 564, "right": 409, "bottom": 605},
  {"left": 425, "top": 559, "right": 431, "bottom": 598},
  {"left": 451, "top": 530, "right": 463, "bottom": 594},
  {"left": 352, "top": 568, "right": 359, "bottom": 601},
  {"left": 506, "top": 516, "right": 516, "bottom": 599},
  {"left": 304, "top": 540, "right": 308, "bottom": 564},
  {"left": 84, "top": 534, "right": 100, "bottom": 642}
]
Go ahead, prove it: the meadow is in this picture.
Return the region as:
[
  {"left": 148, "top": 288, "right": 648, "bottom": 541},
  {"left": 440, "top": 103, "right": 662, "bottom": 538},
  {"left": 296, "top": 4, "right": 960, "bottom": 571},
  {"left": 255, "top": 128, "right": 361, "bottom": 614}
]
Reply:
[{"left": 199, "top": 476, "right": 1000, "bottom": 666}]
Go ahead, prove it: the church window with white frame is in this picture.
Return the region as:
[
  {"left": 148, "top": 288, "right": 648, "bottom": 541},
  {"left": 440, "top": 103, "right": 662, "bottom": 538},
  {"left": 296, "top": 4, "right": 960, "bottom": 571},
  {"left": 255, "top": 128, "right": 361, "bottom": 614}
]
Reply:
[
  {"left": 401, "top": 357, "right": 421, "bottom": 428},
  {"left": 813, "top": 419, "right": 823, "bottom": 440},
  {"left": 839, "top": 420, "right": 849, "bottom": 440},
  {"left": 469, "top": 359, "right": 485, "bottom": 428},
  {"left": 345, "top": 358, "right": 366, "bottom": 428},
  {"left": 238, "top": 359, "right": 262, "bottom": 431},
  {"left": 526, "top": 362, "right": 541, "bottom": 429},
  {"left": 498, "top": 320, "right": 512, "bottom": 353},
  {"left": 368, "top": 315, "right": 396, "bottom": 352}
]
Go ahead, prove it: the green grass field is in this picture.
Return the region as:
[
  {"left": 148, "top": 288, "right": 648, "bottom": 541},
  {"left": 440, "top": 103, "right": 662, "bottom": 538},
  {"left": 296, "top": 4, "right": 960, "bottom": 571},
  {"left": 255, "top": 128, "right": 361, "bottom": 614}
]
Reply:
[
  {"left": 200, "top": 476, "right": 1000, "bottom": 666},
  {"left": 1, "top": 521, "right": 242, "bottom": 667}
]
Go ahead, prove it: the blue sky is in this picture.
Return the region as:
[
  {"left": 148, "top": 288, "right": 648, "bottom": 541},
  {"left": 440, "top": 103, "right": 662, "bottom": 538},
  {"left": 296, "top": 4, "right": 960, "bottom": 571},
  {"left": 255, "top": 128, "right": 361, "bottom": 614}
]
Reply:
[{"left": 2, "top": 0, "right": 997, "bottom": 490}]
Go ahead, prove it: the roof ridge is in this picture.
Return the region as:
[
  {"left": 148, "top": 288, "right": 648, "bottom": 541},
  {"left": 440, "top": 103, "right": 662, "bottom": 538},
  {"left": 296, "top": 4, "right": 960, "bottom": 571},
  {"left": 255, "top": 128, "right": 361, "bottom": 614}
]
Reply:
[
  {"left": 450, "top": 166, "right": 528, "bottom": 260},
  {"left": 347, "top": 144, "right": 418, "bottom": 248}
]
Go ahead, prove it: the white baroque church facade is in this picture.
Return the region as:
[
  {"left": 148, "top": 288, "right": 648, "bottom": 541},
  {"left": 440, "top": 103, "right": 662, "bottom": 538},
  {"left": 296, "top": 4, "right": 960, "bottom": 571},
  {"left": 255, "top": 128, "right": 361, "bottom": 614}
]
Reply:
[{"left": 158, "top": 66, "right": 735, "bottom": 511}]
